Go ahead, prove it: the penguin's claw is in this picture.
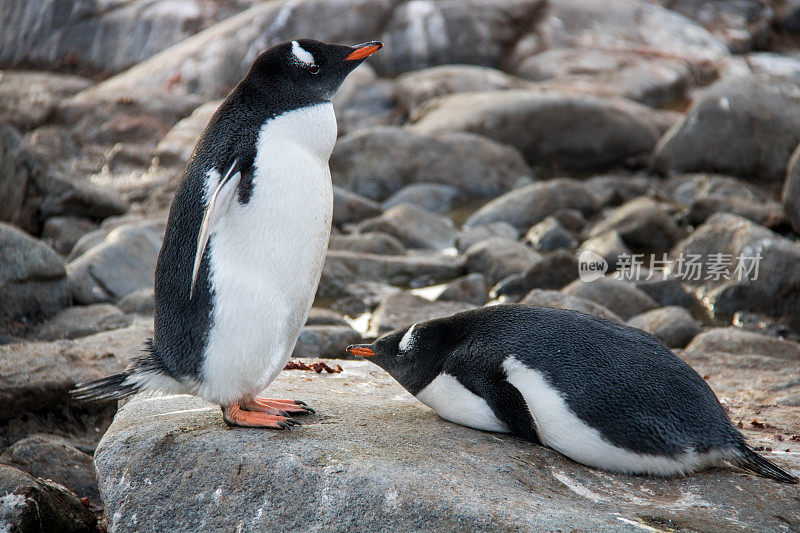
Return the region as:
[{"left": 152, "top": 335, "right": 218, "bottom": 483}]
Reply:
[
  {"left": 250, "top": 397, "right": 315, "bottom": 415},
  {"left": 222, "top": 404, "right": 299, "bottom": 430}
]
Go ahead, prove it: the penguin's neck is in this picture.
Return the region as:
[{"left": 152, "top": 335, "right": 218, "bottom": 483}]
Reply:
[{"left": 262, "top": 102, "right": 337, "bottom": 161}]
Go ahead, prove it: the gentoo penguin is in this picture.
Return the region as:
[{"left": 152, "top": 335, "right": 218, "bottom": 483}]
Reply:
[
  {"left": 71, "top": 39, "right": 383, "bottom": 429},
  {"left": 347, "top": 304, "right": 798, "bottom": 482}
]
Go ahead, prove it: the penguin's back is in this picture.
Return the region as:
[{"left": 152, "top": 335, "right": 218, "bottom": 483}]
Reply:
[{"left": 150, "top": 93, "right": 263, "bottom": 384}]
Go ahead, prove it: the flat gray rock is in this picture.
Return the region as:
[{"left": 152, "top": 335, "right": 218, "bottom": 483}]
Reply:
[
  {"left": 671, "top": 213, "right": 800, "bottom": 330},
  {"left": 0, "top": 222, "right": 69, "bottom": 332},
  {"left": 357, "top": 204, "right": 456, "bottom": 251},
  {"left": 413, "top": 91, "right": 662, "bottom": 173},
  {"left": 653, "top": 75, "right": 800, "bottom": 182},
  {"left": 95, "top": 360, "right": 800, "bottom": 533},
  {"left": 331, "top": 126, "right": 530, "bottom": 201},
  {"left": 67, "top": 219, "right": 165, "bottom": 304}
]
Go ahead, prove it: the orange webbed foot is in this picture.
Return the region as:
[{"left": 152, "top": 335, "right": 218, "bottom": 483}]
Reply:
[{"left": 222, "top": 404, "right": 301, "bottom": 429}]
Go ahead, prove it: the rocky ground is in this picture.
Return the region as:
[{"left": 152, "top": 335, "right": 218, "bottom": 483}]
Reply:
[{"left": 2, "top": 0, "right": 800, "bottom": 530}]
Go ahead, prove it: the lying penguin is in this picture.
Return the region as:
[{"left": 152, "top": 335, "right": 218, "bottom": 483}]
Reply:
[
  {"left": 347, "top": 304, "right": 797, "bottom": 482},
  {"left": 71, "top": 40, "right": 382, "bottom": 429}
]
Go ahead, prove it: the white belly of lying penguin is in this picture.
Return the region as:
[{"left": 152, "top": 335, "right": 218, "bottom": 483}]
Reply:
[{"left": 198, "top": 103, "right": 336, "bottom": 406}]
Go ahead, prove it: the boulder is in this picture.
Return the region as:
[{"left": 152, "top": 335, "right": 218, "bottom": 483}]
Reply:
[
  {"left": 95, "top": 360, "right": 800, "bottom": 531},
  {"left": 332, "top": 186, "right": 383, "bottom": 227},
  {"left": 154, "top": 100, "right": 221, "bottom": 168},
  {"left": 520, "top": 289, "right": 623, "bottom": 323},
  {"left": 684, "top": 328, "right": 800, "bottom": 360},
  {"left": 395, "top": 65, "right": 531, "bottom": 120},
  {"left": 658, "top": 172, "right": 784, "bottom": 227},
  {"left": 305, "top": 308, "right": 348, "bottom": 327},
  {"left": 33, "top": 304, "right": 132, "bottom": 341},
  {"left": 653, "top": 75, "right": 800, "bottom": 182},
  {"left": 413, "top": 91, "right": 662, "bottom": 173},
  {"left": 627, "top": 306, "right": 701, "bottom": 348},
  {"left": 368, "top": 292, "right": 475, "bottom": 336},
  {"left": 732, "top": 311, "right": 799, "bottom": 341},
  {"left": 0, "top": 326, "right": 149, "bottom": 450},
  {"left": 41, "top": 216, "right": 99, "bottom": 256},
  {"left": 464, "top": 238, "right": 542, "bottom": 285},
  {"left": 67, "top": 219, "right": 165, "bottom": 304},
  {"left": 670, "top": 213, "right": 800, "bottom": 330},
  {"left": 1, "top": 123, "right": 128, "bottom": 235},
  {"left": 23, "top": 126, "right": 80, "bottom": 162},
  {"left": 562, "top": 278, "right": 659, "bottom": 320},
  {"left": 116, "top": 287, "right": 155, "bottom": 316},
  {"left": 328, "top": 232, "right": 406, "bottom": 256},
  {"left": 58, "top": 85, "right": 204, "bottom": 148},
  {"left": 369, "top": 0, "right": 547, "bottom": 75},
  {"left": 0, "top": 434, "right": 100, "bottom": 507},
  {"left": 319, "top": 250, "right": 463, "bottom": 298},
  {"left": 331, "top": 127, "right": 530, "bottom": 201},
  {"left": 0, "top": 223, "right": 69, "bottom": 331},
  {"left": 334, "top": 75, "right": 400, "bottom": 137},
  {"left": 436, "top": 273, "right": 489, "bottom": 306},
  {"left": 525, "top": 217, "right": 577, "bottom": 252},
  {"left": 0, "top": 71, "right": 91, "bottom": 131},
  {"left": 745, "top": 52, "right": 800, "bottom": 80},
  {"left": 582, "top": 174, "right": 658, "bottom": 210},
  {"left": 90, "top": 0, "right": 395, "bottom": 99},
  {"left": 455, "top": 222, "right": 519, "bottom": 253},
  {"left": 539, "top": 0, "right": 729, "bottom": 66},
  {"left": 0, "top": 465, "right": 98, "bottom": 533},
  {"left": 589, "top": 197, "right": 683, "bottom": 253},
  {"left": 292, "top": 326, "right": 362, "bottom": 358},
  {"left": 633, "top": 277, "right": 701, "bottom": 311},
  {"left": 357, "top": 204, "right": 456, "bottom": 250},
  {"left": 328, "top": 282, "right": 402, "bottom": 318},
  {"left": 382, "top": 183, "right": 461, "bottom": 215},
  {"left": 0, "top": 123, "right": 41, "bottom": 231},
  {"left": 0, "top": 0, "right": 249, "bottom": 75},
  {"left": 465, "top": 179, "right": 597, "bottom": 230},
  {"left": 658, "top": 0, "right": 772, "bottom": 52},
  {"left": 784, "top": 142, "right": 800, "bottom": 235},
  {"left": 492, "top": 250, "right": 579, "bottom": 299},
  {"left": 515, "top": 48, "right": 692, "bottom": 108},
  {"left": 577, "top": 231, "right": 631, "bottom": 272}
]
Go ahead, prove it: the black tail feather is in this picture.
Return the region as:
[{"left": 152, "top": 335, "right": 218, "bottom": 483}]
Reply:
[
  {"left": 738, "top": 445, "right": 798, "bottom": 484},
  {"left": 70, "top": 339, "right": 161, "bottom": 402},
  {"left": 70, "top": 372, "right": 140, "bottom": 402}
]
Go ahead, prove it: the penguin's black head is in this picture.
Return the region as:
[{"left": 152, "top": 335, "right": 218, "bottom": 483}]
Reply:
[
  {"left": 347, "top": 320, "right": 451, "bottom": 395},
  {"left": 245, "top": 39, "right": 382, "bottom": 103}
]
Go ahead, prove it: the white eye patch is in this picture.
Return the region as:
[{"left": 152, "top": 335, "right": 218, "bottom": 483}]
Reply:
[
  {"left": 398, "top": 324, "right": 416, "bottom": 353},
  {"left": 291, "top": 40, "right": 316, "bottom": 66}
]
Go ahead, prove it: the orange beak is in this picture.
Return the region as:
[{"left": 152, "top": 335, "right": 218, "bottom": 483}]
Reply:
[
  {"left": 346, "top": 344, "right": 376, "bottom": 357},
  {"left": 344, "top": 41, "right": 383, "bottom": 61}
]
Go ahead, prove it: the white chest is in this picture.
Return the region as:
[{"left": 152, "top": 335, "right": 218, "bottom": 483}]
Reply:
[
  {"left": 198, "top": 103, "right": 337, "bottom": 405},
  {"left": 416, "top": 373, "right": 510, "bottom": 433}
]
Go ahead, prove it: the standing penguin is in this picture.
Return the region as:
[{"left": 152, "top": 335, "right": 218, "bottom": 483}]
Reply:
[
  {"left": 347, "top": 304, "right": 797, "bottom": 482},
  {"left": 72, "top": 39, "right": 383, "bottom": 429}
]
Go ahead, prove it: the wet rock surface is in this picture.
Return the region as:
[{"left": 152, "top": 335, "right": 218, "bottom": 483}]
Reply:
[{"left": 95, "top": 361, "right": 800, "bottom": 533}]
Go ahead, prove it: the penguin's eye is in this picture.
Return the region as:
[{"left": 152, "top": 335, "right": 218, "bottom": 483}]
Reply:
[{"left": 308, "top": 65, "right": 320, "bottom": 74}]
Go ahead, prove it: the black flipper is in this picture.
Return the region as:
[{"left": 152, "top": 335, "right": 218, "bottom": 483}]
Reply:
[
  {"left": 486, "top": 380, "right": 541, "bottom": 445},
  {"left": 737, "top": 444, "right": 798, "bottom": 483}
]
